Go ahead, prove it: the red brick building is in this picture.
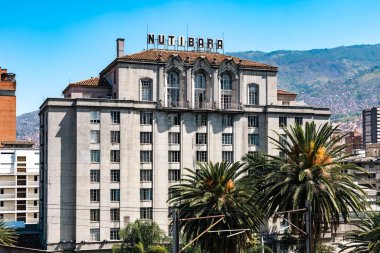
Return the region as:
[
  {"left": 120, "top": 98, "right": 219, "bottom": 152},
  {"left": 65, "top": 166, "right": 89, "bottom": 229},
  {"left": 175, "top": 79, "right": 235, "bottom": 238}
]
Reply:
[{"left": 0, "top": 67, "right": 16, "bottom": 146}]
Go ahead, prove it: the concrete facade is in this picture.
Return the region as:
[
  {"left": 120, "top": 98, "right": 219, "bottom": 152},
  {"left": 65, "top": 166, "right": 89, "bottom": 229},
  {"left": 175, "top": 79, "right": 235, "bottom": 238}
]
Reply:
[
  {"left": 363, "top": 107, "right": 380, "bottom": 148},
  {"left": 40, "top": 41, "right": 330, "bottom": 250}
]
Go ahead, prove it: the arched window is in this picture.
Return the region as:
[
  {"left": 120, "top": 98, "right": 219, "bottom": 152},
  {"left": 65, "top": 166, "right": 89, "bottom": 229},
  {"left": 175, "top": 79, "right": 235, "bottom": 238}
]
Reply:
[
  {"left": 248, "top": 84, "right": 259, "bottom": 105},
  {"left": 220, "top": 73, "right": 232, "bottom": 109},
  {"left": 194, "top": 73, "right": 206, "bottom": 108},
  {"left": 167, "top": 71, "right": 180, "bottom": 107},
  {"left": 140, "top": 79, "right": 152, "bottom": 101},
  {"left": 220, "top": 74, "right": 232, "bottom": 90}
]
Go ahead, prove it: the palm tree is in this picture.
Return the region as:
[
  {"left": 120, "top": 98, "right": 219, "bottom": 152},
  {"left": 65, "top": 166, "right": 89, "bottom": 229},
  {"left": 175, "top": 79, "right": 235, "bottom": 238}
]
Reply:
[
  {"left": 339, "top": 212, "right": 380, "bottom": 253},
  {"left": 0, "top": 218, "right": 18, "bottom": 246},
  {"left": 261, "top": 122, "right": 369, "bottom": 251},
  {"left": 168, "top": 162, "right": 265, "bottom": 253}
]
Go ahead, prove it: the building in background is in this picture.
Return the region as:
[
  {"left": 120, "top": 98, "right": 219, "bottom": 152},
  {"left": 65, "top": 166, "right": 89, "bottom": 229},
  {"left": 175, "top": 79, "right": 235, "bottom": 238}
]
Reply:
[
  {"left": 39, "top": 38, "right": 330, "bottom": 251},
  {"left": 344, "top": 128, "right": 363, "bottom": 153},
  {"left": 0, "top": 67, "right": 16, "bottom": 146},
  {"left": 363, "top": 107, "right": 380, "bottom": 148},
  {"left": 0, "top": 142, "right": 39, "bottom": 224},
  {"left": 0, "top": 67, "right": 40, "bottom": 227}
]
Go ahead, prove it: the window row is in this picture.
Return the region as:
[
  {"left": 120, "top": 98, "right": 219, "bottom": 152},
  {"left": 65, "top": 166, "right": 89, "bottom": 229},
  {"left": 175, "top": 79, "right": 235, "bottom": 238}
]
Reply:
[
  {"left": 90, "top": 150, "right": 120, "bottom": 163},
  {"left": 90, "top": 228, "right": 120, "bottom": 241},
  {"left": 90, "top": 189, "right": 120, "bottom": 202},
  {"left": 90, "top": 111, "right": 120, "bottom": 124},
  {"left": 90, "top": 208, "right": 120, "bottom": 222},
  {"left": 90, "top": 131, "right": 120, "bottom": 144},
  {"left": 90, "top": 170, "right": 120, "bottom": 182}
]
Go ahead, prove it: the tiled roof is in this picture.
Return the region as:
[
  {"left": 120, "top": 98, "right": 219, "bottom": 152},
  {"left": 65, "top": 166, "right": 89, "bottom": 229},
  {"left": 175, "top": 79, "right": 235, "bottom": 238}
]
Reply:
[
  {"left": 277, "top": 89, "right": 297, "bottom": 95},
  {"left": 119, "top": 49, "right": 277, "bottom": 71},
  {"left": 63, "top": 77, "right": 111, "bottom": 93}
]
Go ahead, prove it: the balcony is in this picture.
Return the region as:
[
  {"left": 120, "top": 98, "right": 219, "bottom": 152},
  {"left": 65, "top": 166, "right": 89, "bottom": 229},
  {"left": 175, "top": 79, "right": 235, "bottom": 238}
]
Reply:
[{"left": 0, "top": 194, "right": 15, "bottom": 199}]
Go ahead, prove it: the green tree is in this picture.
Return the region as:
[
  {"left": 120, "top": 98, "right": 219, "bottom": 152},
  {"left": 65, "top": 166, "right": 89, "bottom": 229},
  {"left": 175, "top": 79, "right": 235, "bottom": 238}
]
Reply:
[
  {"left": 168, "top": 161, "right": 265, "bottom": 253},
  {"left": 146, "top": 245, "right": 169, "bottom": 253},
  {"left": 261, "top": 122, "right": 369, "bottom": 251},
  {"left": 112, "top": 220, "right": 168, "bottom": 253},
  {"left": 0, "top": 218, "right": 18, "bottom": 246},
  {"left": 339, "top": 212, "right": 380, "bottom": 253}
]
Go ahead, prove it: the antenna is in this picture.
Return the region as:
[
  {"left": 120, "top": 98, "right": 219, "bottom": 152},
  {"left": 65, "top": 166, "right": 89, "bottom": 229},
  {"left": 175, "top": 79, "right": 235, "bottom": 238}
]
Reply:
[
  {"left": 222, "top": 32, "right": 225, "bottom": 54},
  {"left": 186, "top": 25, "right": 189, "bottom": 51},
  {"left": 146, "top": 25, "right": 149, "bottom": 50}
]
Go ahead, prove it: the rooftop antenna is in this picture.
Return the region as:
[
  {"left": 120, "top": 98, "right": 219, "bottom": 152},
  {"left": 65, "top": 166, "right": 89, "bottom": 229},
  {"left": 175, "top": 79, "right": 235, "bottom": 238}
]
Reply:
[
  {"left": 146, "top": 25, "right": 149, "bottom": 50},
  {"left": 222, "top": 32, "right": 225, "bottom": 54},
  {"left": 186, "top": 25, "right": 189, "bottom": 51}
]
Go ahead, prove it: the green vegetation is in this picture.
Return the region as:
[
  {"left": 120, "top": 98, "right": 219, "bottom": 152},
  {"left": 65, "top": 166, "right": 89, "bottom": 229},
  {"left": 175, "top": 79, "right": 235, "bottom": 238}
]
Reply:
[
  {"left": 0, "top": 218, "right": 18, "bottom": 246},
  {"left": 261, "top": 122, "right": 368, "bottom": 251},
  {"left": 168, "top": 162, "right": 265, "bottom": 253},
  {"left": 339, "top": 211, "right": 380, "bottom": 253},
  {"left": 112, "top": 220, "right": 169, "bottom": 253}
]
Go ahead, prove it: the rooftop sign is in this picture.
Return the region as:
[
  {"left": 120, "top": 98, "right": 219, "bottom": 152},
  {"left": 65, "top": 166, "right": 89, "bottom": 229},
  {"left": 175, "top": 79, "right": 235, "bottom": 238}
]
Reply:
[{"left": 147, "top": 33, "right": 223, "bottom": 52}]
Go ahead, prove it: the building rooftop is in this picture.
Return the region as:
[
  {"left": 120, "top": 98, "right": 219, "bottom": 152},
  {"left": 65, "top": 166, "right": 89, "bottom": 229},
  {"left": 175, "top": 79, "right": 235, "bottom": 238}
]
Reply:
[
  {"left": 118, "top": 49, "right": 278, "bottom": 71},
  {"left": 62, "top": 77, "right": 111, "bottom": 94}
]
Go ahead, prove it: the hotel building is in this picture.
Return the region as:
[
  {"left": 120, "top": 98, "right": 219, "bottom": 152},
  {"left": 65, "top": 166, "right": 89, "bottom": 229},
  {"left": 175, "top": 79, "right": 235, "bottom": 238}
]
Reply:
[{"left": 39, "top": 38, "right": 330, "bottom": 250}]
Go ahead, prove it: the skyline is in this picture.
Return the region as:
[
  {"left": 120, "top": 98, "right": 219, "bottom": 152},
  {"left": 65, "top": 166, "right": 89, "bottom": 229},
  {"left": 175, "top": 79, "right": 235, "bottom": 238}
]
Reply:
[{"left": 1, "top": 0, "right": 380, "bottom": 115}]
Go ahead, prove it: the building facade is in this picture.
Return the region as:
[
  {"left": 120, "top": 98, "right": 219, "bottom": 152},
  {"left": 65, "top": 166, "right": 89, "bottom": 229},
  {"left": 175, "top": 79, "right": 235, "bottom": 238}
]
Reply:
[
  {"left": 39, "top": 39, "right": 330, "bottom": 250},
  {"left": 363, "top": 107, "right": 380, "bottom": 148},
  {"left": 0, "top": 142, "right": 39, "bottom": 224},
  {"left": 0, "top": 67, "right": 16, "bottom": 146}
]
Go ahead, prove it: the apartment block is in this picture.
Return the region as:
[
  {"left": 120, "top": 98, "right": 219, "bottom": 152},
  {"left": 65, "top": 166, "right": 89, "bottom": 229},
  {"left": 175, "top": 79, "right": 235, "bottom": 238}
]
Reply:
[
  {"left": 363, "top": 107, "right": 380, "bottom": 148},
  {"left": 0, "top": 142, "right": 39, "bottom": 224},
  {"left": 39, "top": 39, "right": 330, "bottom": 250}
]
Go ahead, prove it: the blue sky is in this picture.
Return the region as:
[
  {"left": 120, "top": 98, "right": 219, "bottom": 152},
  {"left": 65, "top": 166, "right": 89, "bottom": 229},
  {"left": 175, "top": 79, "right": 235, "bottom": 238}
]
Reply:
[{"left": 1, "top": 0, "right": 380, "bottom": 115}]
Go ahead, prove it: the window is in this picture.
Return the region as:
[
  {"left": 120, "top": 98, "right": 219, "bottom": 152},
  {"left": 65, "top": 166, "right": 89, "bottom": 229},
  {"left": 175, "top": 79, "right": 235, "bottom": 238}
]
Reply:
[
  {"left": 140, "top": 132, "right": 152, "bottom": 144},
  {"left": 0, "top": 201, "right": 3, "bottom": 207},
  {"left": 90, "top": 111, "right": 100, "bottom": 123},
  {"left": 90, "top": 130, "right": 100, "bottom": 143},
  {"left": 222, "top": 133, "right": 233, "bottom": 145},
  {"left": 168, "top": 132, "right": 180, "bottom": 144},
  {"left": 34, "top": 188, "right": 38, "bottom": 194},
  {"left": 168, "top": 170, "right": 181, "bottom": 181},
  {"left": 90, "top": 150, "right": 100, "bottom": 163},
  {"left": 111, "top": 131, "right": 120, "bottom": 144},
  {"left": 220, "top": 74, "right": 232, "bottom": 109},
  {"left": 282, "top": 101, "right": 290, "bottom": 106},
  {"left": 34, "top": 200, "right": 38, "bottom": 206},
  {"left": 140, "top": 207, "right": 153, "bottom": 219},
  {"left": 280, "top": 134, "right": 287, "bottom": 146},
  {"left": 195, "top": 114, "right": 207, "bottom": 127},
  {"left": 196, "top": 133, "right": 207, "bottom": 145},
  {"left": 110, "top": 189, "right": 120, "bottom": 202},
  {"left": 295, "top": 117, "right": 303, "bottom": 126},
  {"left": 110, "top": 208, "right": 120, "bottom": 221},
  {"left": 34, "top": 176, "right": 38, "bottom": 181},
  {"left": 111, "top": 111, "right": 120, "bottom": 124},
  {"left": 248, "top": 84, "right": 259, "bottom": 105},
  {"left": 196, "top": 151, "right": 208, "bottom": 162},
  {"left": 140, "top": 188, "right": 153, "bottom": 201},
  {"left": 90, "top": 170, "right": 100, "bottom": 182},
  {"left": 90, "top": 228, "right": 100, "bottom": 241},
  {"left": 222, "top": 151, "right": 234, "bottom": 163},
  {"left": 90, "top": 209, "right": 100, "bottom": 222},
  {"left": 140, "top": 151, "right": 152, "bottom": 163},
  {"left": 140, "top": 111, "right": 153, "bottom": 125},
  {"left": 248, "top": 134, "right": 259, "bottom": 146},
  {"left": 194, "top": 73, "right": 206, "bottom": 109},
  {"left": 168, "top": 151, "right": 180, "bottom": 162},
  {"left": 90, "top": 189, "right": 100, "bottom": 202},
  {"left": 141, "top": 79, "right": 152, "bottom": 101},
  {"left": 167, "top": 71, "right": 180, "bottom": 107},
  {"left": 168, "top": 113, "right": 180, "bottom": 126},
  {"left": 248, "top": 115, "right": 259, "bottom": 128},
  {"left": 110, "top": 150, "right": 120, "bottom": 163},
  {"left": 222, "top": 115, "right": 233, "bottom": 127},
  {"left": 34, "top": 213, "right": 38, "bottom": 219},
  {"left": 279, "top": 151, "right": 286, "bottom": 159},
  {"left": 279, "top": 116, "right": 287, "bottom": 127},
  {"left": 110, "top": 170, "right": 120, "bottom": 182},
  {"left": 110, "top": 228, "right": 120, "bottom": 240},
  {"left": 140, "top": 170, "right": 152, "bottom": 182}
]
